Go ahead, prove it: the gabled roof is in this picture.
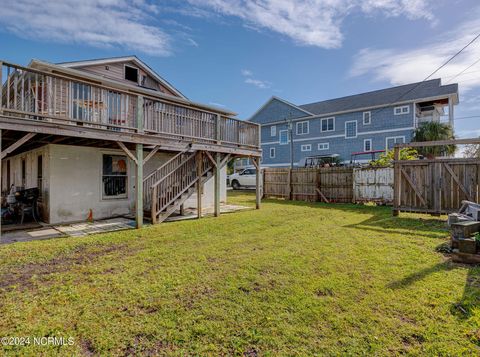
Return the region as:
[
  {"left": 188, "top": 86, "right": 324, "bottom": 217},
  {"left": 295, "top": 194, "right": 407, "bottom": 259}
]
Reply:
[
  {"left": 57, "top": 55, "right": 187, "bottom": 99},
  {"left": 298, "top": 79, "right": 458, "bottom": 116},
  {"left": 248, "top": 96, "right": 314, "bottom": 122}
]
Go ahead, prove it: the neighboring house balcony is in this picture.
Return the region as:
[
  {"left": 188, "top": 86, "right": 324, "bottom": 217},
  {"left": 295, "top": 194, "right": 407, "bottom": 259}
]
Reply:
[{"left": 415, "top": 97, "right": 454, "bottom": 128}]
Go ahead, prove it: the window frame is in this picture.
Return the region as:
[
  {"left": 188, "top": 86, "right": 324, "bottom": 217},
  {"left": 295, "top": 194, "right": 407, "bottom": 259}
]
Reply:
[
  {"left": 269, "top": 147, "right": 276, "bottom": 158},
  {"left": 301, "top": 144, "right": 312, "bottom": 152},
  {"left": 270, "top": 125, "right": 276, "bottom": 137},
  {"left": 320, "top": 117, "right": 335, "bottom": 132},
  {"left": 385, "top": 136, "right": 406, "bottom": 151},
  {"left": 124, "top": 64, "right": 139, "bottom": 84},
  {"left": 279, "top": 129, "right": 289, "bottom": 145},
  {"left": 296, "top": 121, "right": 309, "bottom": 135},
  {"left": 101, "top": 153, "right": 129, "bottom": 200},
  {"left": 363, "top": 111, "right": 371, "bottom": 125},
  {"left": 345, "top": 120, "right": 357, "bottom": 139},
  {"left": 318, "top": 142, "right": 329, "bottom": 151},
  {"left": 364, "top": 139, "right": 372, "bottom": 152},
  {"left": 394, "top": 105, "right": 410, "bottom": 115}
]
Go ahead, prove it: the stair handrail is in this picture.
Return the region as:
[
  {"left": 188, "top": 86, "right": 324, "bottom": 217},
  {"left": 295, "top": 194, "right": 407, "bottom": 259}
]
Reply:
[
  {"left": 151, "top": 151, "right": 197, "bottom": 188},
  {"left": 143, "top": 144, "right": 192, "bottom": 183}
]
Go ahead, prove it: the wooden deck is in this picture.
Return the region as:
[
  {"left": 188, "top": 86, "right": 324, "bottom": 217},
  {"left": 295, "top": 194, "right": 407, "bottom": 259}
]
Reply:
[{"left": 0, "top": 60, "right": 261, "bottom": 156}]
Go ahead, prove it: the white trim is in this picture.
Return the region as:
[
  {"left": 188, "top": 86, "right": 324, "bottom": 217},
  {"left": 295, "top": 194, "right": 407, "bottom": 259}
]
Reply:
[
  {"left": 269, "top": 147, "right": 276, "bottom": 158},
  {"left": 318, "top": 142, "right": 329, "bottom": 150},
  {"left": 394, "top": 105, "right": 410, "bottom": 115},
  {"left": 296, "top": 121, "right": 309, "bottom": 135},
  {"left": 279, "top": 129, "right": 289, "bottom": 145},
  {"left": 301, "top": 144, "right": 312, "bottom": 152},
  {"left": 271, "top": 125, "right": 276, "bottom": 137},
  {"left": 320, "top": 117, "right": 335, "bottom": 132},
  {"left": 345, "top": 120, "right": 357, "bottom": 139},
  {"left": 385, "top": 136, "right": 406, "bottom": 150},
  {"left": 124, "top": 64, "right": 139, "bottom": 84},
  {"left": 248, "top": 96, "right": 314, "bottom": 121},
  {"left": 58, "top": 56, "right": 187, "bottom": 99},
  {"left": 254, "top": 94, "right": 456, "bottom": 126},
  {"left": 363, "top": 111, "right": 371, "bottom": 125},
  {"left": 363, "top": 138, "right": 372, "bottom": 152},
  {"left": 262, "top": 126, "right": 415, "bottom": 145}
]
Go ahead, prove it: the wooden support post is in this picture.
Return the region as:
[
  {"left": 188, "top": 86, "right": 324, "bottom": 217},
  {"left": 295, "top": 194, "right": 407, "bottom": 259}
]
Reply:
[
  {"left": 180, "top": 204, "right": 185, "bottom": 216},
  {"left": 135, "top": 95, "right": 144, "bottom": 229},
  {"left": 255, "top": 157, "right": 261, "bottom": 209},
  {"left": 1, "top": 133, "right": 36, "bottom": 159},
  {"left": 0, "top": 62, "right": 3, "bottom": 113},
  {"left": 136, "top": 143, "right": 143, "bottom": 228},
  {"left": 287, "top": 167, "right": 292, "bottom": 200},
  {"left": 215, "top": 114, "right": 221, "bottom": 144},
  {"left": 214, "top": 152, "right": 221, "bottom": 217},
  {"left": 196, "top": 151, "right": 202, "bottom": 219},
  {"left": 393, "top": 146, "right": 400, "bottom": 216}
]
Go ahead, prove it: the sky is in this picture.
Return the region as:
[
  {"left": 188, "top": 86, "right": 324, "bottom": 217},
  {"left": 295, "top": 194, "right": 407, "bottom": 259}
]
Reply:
[{"left": 0, "top": 0, "right": 479, "bottom": 138}]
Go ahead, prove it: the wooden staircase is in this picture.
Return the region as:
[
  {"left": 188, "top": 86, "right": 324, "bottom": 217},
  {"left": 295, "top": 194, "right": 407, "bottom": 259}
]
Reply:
[{"left": 143, "top": 148, "right": 215, "bottom": 224}]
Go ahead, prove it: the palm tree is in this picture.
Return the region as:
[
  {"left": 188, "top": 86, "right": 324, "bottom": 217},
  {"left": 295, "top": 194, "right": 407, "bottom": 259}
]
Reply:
[{"left": 412, "top": 121, "right": 456, "bottom": 158}]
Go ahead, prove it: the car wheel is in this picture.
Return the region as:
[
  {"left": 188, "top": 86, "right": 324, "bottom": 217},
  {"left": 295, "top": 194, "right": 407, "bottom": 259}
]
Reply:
[{"left": 231, "top": 180, "right": 240, "bottom": 190}]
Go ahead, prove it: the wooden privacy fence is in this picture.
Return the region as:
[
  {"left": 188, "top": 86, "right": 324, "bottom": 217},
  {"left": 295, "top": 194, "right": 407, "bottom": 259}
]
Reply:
[
  {"left": 354, "top": 167, "right": 394, "bottom": 204},
  {"left": 393, "top": 158, "right": 480, "bottom": 215},
  {"left": 263, "top": 167, "right": 356, "bottom": 203}
]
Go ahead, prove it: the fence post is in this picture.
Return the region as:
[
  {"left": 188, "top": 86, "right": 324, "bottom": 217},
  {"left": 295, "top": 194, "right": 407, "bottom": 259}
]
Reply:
[
  {"left": 433, "top": 162, "right": 442, "bottom": 216},
  {"left": 393, "top": 146, "right": 400, "bottom": 216},
  {"left": 287, "top": 168, "right": 292, "bottom": 200}
]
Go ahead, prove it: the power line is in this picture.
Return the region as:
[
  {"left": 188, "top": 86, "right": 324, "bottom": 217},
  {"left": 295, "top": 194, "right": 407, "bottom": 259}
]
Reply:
[
  {"left": 370, "top": 32, "right": 480, "bottom": 116},
  {"left": 446, "top": 57, "right": 480, "bottom": 84}
]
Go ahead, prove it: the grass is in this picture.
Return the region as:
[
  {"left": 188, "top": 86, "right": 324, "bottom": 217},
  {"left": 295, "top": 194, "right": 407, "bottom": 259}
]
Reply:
[{"left": 0, "top": 191, "right": 479, "bottom": 355}]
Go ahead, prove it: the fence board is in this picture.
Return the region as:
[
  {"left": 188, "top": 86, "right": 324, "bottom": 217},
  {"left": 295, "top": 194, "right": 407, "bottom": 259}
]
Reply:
[{"left": 353, "top": 167, "right": 393, "bottom": 203}]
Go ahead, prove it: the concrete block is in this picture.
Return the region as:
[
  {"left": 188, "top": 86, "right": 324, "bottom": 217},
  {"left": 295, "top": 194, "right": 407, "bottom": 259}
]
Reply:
[
  {"left": 458, "top": 238, "right": 477, "bottom": 254},
  {"left": 451, "top": 221, "right": 480, "bottom": 239}
]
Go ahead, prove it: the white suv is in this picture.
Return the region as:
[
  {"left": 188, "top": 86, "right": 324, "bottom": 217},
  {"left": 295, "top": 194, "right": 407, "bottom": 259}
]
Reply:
[{"left": 228, "top": 168, "right": 260, "bottom": 190}]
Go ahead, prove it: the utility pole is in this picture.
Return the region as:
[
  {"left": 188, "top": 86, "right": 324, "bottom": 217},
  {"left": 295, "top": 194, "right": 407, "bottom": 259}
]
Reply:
[{"left": 285, "top": 111, "right": 294, "bottom": 169}]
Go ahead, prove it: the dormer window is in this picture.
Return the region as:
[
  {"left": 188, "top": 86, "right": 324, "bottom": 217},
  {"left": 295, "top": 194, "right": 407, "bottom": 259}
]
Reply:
[{"left": 124, "top": 65, "right": 138, "bottom": 83}]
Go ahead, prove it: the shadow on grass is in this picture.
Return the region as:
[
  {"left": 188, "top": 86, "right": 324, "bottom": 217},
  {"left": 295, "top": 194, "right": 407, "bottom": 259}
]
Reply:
[{"left": 258, "top": 196, "right": 448, "bottom": 239}]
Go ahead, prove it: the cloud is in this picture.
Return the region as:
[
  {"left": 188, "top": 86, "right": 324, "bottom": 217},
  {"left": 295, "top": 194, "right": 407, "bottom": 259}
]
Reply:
[
  {"left": 186, "top": 0, "right": 435, "bottom": 49},
  {"left": 0, "top": 0, "right": 172, "bottom": 56},
  {"left": 350, "top": 16, "right": 480, "bottom": 91},
  {"left": 242, "top": 69, "right": 271, "bottom": 89}
]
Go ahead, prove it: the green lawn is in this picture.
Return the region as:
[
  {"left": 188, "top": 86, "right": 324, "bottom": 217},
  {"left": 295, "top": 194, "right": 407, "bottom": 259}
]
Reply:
[{"left": 0, "top": 191, "right": 479, "bottom": 355}]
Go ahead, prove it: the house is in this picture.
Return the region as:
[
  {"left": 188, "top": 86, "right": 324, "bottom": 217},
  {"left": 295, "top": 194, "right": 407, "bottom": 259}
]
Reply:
[
  {"left": 247, "top": 79, "right": 458, "bottom": 167},
  {"left": 0, "top": 56, "right": 261, "bottom": 228}
]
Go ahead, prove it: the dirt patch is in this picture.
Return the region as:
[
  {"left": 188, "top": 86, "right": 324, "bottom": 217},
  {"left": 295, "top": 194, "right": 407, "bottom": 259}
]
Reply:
[{"left": 0, "top": 243, "right": 134, "bottom": 293}]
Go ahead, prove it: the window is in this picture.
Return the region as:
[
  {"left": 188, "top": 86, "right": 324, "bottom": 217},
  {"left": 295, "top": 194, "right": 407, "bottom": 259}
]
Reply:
[
  {"left": 269, "top": 147, "right": 276, "bottom": 158},
  {"left": 271, "top": 125, "right": 276, "bottom": 137},
  {"left": 364, "top": 139, "right": 372, "bottom": 152},
  {"left": 321, "top": 117, "right": 335, "bottom": 132},
  {"left": 102, "top": 155, "right": 128, "bottom": 198},
  {"left": 124, "top": 65, "right": 139, "bottom": 83},
  {"left": 242, "top": 169, "right": 256, "bottom": 175},
  {"left": 318, "top": 142, "right": 329, "bottom": 150},
  {"left": 301, "top": 144, "right": 312, "bottom": 152},
  {"left": 386, "top": 136, "right": 405, "bottom": 150},
  {"left": 345, "top": 121, "right": 357, "bottom": 138},
  {"left": 37, "top": 155, "right": 43, "bottom": 199},
  {"left": 296, "top": 121, "right": 309, "bottom": 135},
  {"left": 279, "top": 130, "right": 289, "bottom": 145},
  {"left": 394, "top": 105, "right": 410, "bottom": 115},
  {"left": 363, "top": 111, "right": 371, "bottom": 125}
]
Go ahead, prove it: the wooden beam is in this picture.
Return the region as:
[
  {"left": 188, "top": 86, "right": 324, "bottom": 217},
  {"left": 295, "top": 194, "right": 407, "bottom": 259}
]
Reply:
[
  {"left": 396, "top": 138, "right": 480, "bottom": 148},
  {"left": 204, "top": 151, "right": 217, "bottom": 167},
  {"left": 117, "top": 141, "right": 138, "bottom": 165},
  {"left": 151, "top": 185, "right": 158, "bottom": 224},
  {"left": 401, "top": 168, "right": 427, "bottom": 206},
  {"left": 443, "top": 162, "right": 473, "bottom": 201},
  {"left": 255, "top": 157, "right": 261, "bottom": 209},
  {"left": 219, "top": 154, "right": 231, "bottom": 168},
  {"left": 143, "top": 145, "right": 160, "bottom": 165},
  {"left": 393, "top": 146, "right": 401, "bottom": 216},
  {"left": 315, "top": 188, "right": 330, "bottom": 203},
  {"left": 135, "top": 143, "right": 143, "bottom": 229},
  {"left": 214, "top": 152, "right": 221, "bottom": 217},
  {"left": 1, "top": 132, "right": 36, "bottom": 159}
]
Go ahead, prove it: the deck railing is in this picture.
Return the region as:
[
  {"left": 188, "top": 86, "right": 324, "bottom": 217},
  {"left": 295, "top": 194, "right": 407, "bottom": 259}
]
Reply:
[{"left": 0, "top": 61, "right": 260, "bottom": 149}]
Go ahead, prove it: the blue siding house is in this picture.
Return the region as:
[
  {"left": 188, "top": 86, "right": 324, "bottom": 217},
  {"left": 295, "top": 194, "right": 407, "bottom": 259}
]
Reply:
[{"left": 246, "top": 79, "right": 459, "bottom": 168}]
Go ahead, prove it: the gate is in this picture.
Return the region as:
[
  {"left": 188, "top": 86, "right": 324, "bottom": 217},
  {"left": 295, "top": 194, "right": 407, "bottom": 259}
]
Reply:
[{"left": 393, "top": 158, "right": 480, "bottom": 214}]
